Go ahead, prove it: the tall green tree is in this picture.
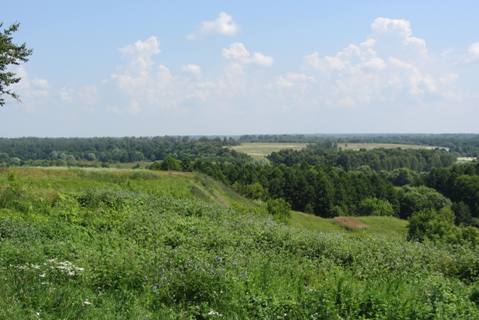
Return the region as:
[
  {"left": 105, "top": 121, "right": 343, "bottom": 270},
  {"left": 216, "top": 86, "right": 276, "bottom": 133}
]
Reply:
[{"left": 0, "top": 22, "right": 32, "bottom": 106}]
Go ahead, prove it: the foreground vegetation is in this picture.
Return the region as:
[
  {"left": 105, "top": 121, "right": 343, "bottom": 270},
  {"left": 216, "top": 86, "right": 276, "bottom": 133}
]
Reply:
[{"left": 1, "top": 167, "right": 479, "bottom": 319}]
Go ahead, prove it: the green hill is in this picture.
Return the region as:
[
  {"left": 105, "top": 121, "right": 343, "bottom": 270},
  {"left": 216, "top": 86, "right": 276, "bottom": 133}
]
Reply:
[{"left": 0, "top": 167, "right": 478, "bottom": 319}]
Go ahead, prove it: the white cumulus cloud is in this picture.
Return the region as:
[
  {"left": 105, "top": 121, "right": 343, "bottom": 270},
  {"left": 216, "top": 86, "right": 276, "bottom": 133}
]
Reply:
[
  {"left": 468, "top": 42, "right": 479, "bottom": 61},
  {"left": 111, "top": 36, "right": 178, "bottom": 113},
  {"left": 119, "top": 36, "right": 160, "bottom": 68},
  {"left": 371, "top": 17, "right": 427, "bottom": 56},
  {"left": 182, "top": 64, "right": 202, "bottom": 75},
  {"left": 222, "top": 42, "right": 273, "bottom": 67},
  {"left": 301, "top": 17, "right": 454, "bottom": 107},
  {"left": 8, "top": 66, "right": 51, "bottom": 112},
  {"left": 188, "top": 12, "right": 239, "bottom": 39},
  {"left": 276, "top": 73, "right": 314, "bottom": 88},
  {"left": 201, "top": 12, "right": 238, "bottom": 36}
]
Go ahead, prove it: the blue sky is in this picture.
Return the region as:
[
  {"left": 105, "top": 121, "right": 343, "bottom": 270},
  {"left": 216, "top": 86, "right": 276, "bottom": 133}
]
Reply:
[{"left": 1, "top": 0, "right": 479, "bottom": 136}]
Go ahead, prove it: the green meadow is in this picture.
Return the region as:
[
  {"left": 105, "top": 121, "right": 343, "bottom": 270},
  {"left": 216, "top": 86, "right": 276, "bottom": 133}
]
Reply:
[
  {"left": 230, "top": 143, "right": 308, "bottom": 160},
  {"left": 0, "top": 167, "right": 478, "bottom": 319}
]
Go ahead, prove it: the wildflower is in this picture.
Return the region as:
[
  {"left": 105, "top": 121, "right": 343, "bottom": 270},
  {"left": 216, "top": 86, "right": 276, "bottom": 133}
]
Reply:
[
  {"left": 51, "top": 260, "right": 85, "bottom": 276},
  {"left": 151, "top": 284, "right": 160, "bottom": 293},
  {"left": 207, "top": 310, "right": 222, "bottom": 317}
]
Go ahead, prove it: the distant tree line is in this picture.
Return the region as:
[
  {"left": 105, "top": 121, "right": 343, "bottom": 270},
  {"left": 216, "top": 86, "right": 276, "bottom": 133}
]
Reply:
[
  {"left": 239, "top": 134, "right": 479, "bottom": 156},
  {"left": 268, "top": 143, "right": 457, "bottom": 172},
  {"left": 0, "top": 136, "right": 243, "bottom": 166}
]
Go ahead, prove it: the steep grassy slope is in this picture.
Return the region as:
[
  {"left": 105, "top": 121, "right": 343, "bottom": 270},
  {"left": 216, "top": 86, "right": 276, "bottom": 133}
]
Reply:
[
  {"left": 0, "top": 168, "right": 249, "bottom": 208},
  {"left": 0, "top": 167, "right": 478, "bottom": 319}
]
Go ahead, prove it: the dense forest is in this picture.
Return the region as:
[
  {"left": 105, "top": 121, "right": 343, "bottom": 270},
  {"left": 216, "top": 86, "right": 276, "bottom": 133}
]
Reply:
[
  {"left": 268, "top": 142, "right": 457, "bottom": 171},
  {"left": 194, "top": 152, "right": 478, "bottom": 224}
]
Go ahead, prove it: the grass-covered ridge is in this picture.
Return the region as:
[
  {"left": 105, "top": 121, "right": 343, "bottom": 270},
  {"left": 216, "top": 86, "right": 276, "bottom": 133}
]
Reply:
[{"left": 0, "top": 167, "right": 478, "bottom": 319}]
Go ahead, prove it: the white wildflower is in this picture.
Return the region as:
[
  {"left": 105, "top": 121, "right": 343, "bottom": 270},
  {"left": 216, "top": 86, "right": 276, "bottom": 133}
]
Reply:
[
  {"left": 51, "top": 260, "right": 85, "bottom": 276},
  {"left": 207, "top": 310, "right": 222, "bottom": 317}
]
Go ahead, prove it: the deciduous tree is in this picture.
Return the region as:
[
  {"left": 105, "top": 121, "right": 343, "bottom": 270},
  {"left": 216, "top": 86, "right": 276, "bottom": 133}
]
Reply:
[{"left": 0, "top": 22, "right": 32, "bottom": 106}]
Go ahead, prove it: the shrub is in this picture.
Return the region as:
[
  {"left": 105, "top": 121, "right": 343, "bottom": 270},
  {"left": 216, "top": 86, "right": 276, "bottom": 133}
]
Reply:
[
  {"left": 233, "top": 182, "right": 266, "bottom": 200},
  {"left": 357, "top": 198, "right": 395, "bottom": 216},
  {"left": 148, "top": 161, "right": 162, "bottom": 170},
  {"left": 266, "top": 198, "right": 291, "bottom": 222},
  {"left": 453, "top": 202, "right": 473, "bottom": 226},
  {"left": 407, "top": 208, "right": 458, "bottom": 243},
  {"left": 471, "top": 283, "right": 479, "bottom": 306},
  {"left": 398, "top": 186, "right": 452, "bottom": 219},
  {"left": 76, "top": 190, "right": 128, "bottom": 210},
  {"left": 160, "top": 155, "right": 182, "bottom": 171},
  {"left": 0, "top": 185, "right": 53, "bottom": 214}
]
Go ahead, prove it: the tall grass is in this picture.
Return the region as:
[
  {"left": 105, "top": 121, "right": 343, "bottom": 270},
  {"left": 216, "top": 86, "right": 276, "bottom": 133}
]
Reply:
[{"left": 0, "top": 168, "right": 478, "bottom": 319}]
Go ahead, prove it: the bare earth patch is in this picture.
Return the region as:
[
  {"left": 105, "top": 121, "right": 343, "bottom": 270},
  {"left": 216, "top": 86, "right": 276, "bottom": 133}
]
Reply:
[{"left": 334, "top": 216, "right": 368, "bottom": 231}]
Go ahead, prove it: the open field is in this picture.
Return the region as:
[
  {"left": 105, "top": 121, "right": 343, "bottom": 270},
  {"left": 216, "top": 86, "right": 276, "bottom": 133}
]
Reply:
[
  {"left": 290, "top": 211, "right": 408, "bottom": 239},
  {"left": 337, "top": 142, "right": 449, "bottom": 151},
  {"left": 289, "top": 211, "right": 344, "bottom": 233},
  {"left": 0, "top": 167, "right": 478, "bottom": 318},
  {"left": 457, "top": 157, "right": 478, "bottom": 163},
  {"left": 230, "top": 142, "right": 308, "bottom": 160}
]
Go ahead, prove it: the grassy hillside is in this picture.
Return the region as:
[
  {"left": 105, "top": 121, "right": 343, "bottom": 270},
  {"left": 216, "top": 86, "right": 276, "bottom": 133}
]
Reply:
[
  {"left": 0, "top": 167, "right": 478, "bottom": 319},
  {"left": 290, "top": 211, "right": 408, "bottom": 239}
]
